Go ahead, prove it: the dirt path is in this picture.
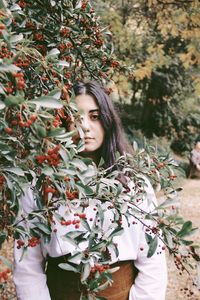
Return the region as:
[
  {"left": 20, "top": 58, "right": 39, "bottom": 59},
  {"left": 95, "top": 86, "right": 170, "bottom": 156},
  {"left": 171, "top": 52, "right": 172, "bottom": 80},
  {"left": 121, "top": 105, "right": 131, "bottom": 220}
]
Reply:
[
  {"left": 166, "top": 178, "right": 200, "bottom": 300},
  {"left": 1, "top": 179, "right": 200, "bottom": 299}
]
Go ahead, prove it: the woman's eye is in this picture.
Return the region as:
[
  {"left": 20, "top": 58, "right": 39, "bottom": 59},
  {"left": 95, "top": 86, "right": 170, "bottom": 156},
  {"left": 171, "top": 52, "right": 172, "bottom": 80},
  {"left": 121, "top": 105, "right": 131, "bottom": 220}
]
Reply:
[{"left": 90, "top": 114, "right": 100, "bottom": 120}]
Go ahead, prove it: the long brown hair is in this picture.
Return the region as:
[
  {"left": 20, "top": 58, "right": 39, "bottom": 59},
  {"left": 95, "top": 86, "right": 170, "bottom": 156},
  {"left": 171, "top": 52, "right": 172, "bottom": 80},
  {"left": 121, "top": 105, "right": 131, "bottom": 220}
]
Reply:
[{"left": 73, "top": 81, "right": 133, "bottom": 169}]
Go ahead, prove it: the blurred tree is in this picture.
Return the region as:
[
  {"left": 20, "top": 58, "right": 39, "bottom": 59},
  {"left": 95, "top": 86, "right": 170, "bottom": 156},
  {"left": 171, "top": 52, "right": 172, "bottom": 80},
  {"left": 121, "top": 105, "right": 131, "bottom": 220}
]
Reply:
[{"left": 93, "top": 0, "right": 200, "bottom": 152}]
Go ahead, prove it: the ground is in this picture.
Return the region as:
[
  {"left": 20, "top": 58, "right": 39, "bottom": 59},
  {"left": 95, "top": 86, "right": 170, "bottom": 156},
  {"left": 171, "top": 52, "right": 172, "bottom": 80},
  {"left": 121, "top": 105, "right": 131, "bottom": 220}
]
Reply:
[
  {"left": 1, "top": 178, "right": 200, "bottom": 299},
  {"left": 166, "top": 178, "right": 200, "bottom": 300}
]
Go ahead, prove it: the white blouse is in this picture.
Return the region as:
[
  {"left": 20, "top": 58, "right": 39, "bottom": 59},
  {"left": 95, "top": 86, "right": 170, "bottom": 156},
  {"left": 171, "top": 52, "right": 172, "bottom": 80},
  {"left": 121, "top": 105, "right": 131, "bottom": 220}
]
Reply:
[{"left": 13, "top": 179, "right": 167, "bottom": 300}]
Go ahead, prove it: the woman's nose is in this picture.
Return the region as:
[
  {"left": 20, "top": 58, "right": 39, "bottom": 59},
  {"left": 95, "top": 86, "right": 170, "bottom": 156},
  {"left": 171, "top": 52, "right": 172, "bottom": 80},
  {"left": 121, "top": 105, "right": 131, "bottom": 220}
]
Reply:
[{"left": 80, "top": 116, "right": 90, "bottom": 132}]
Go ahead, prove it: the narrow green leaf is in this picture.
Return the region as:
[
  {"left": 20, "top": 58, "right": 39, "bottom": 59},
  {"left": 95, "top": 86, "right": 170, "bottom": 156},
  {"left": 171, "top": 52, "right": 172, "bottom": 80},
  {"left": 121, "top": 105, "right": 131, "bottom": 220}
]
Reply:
[
  {"left": 147, "top": 236, "right": 158, "bottom": 258},
  {"left": 36, "top": 125, "right": 47, "bottom": 138},
  {"left": 10, "top": 33, "right": 23, "bottom": 43},
  {"left": 59, "top": 263, "right": 79, "bottom": 273},
  {"left": 108, "top": 227, "right": 124, "bottom": 239},
  {"left": 0, "top": 64, "right": 20, "bottom": 72},
  {"left": 81, "top": 262, "right": 91, "bottom": 282},
  {"left": 47, "top": 128, "right": 66, "bottom": 137},
  {"left": 177, "top": 221, "right": 195, "bottom": 238},
  {"left": 4, "top": 167, "right": 24, "bottom": 176},
  {"left": 32, "top": 222, "right": 51, "bottom": 235},
  {"left": 4, "top": 95, "right": 24, "bottom": 106},
  {"left": 47, "top": 48, "right": 60, "bottom": 57},
  {"left": 0, "top": 233, "right": 7, "bottom": 247},
  {"left": 0, "top": 100, "right": 5, "bottom": 109},
  {"left": 29, "top": 97, "right": 62, "bottom": 109}
]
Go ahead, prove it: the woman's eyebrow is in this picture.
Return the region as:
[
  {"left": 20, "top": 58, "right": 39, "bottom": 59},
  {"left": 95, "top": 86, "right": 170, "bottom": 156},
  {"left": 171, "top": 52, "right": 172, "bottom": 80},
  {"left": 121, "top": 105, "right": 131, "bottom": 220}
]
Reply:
[{"left": 89, "top": 109, "right": 100, "bottom": 113}]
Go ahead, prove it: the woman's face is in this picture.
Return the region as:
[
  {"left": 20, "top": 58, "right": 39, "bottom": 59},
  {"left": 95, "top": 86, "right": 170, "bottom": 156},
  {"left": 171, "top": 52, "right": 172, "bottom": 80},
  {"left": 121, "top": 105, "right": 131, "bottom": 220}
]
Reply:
[{"left": 70, "top": 94, "right": 105, "bottom": 162}]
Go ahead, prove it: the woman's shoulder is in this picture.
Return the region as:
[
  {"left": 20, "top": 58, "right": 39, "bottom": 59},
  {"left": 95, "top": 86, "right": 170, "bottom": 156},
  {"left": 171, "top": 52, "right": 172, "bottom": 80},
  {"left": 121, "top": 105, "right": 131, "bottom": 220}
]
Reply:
[{"left": 126, "top": 174, "right": 157, "bottom": 209}]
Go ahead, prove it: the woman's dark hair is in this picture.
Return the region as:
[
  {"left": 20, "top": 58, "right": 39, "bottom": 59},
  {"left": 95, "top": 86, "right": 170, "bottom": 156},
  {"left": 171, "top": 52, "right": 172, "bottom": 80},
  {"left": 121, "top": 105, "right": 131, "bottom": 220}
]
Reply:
[{"left": 73, "top": 81, "right": 132, "bottom": 168}]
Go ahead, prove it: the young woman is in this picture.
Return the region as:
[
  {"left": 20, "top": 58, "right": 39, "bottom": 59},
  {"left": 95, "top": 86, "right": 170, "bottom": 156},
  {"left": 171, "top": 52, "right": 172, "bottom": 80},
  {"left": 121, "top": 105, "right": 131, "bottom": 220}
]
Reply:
[{"left": 13, "top": 81, "right": 167, "bottom": 300}]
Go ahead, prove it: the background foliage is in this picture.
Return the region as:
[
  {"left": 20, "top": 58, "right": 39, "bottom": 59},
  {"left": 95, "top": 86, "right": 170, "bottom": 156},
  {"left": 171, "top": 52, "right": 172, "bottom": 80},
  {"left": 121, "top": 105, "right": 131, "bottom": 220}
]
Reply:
[{"left": 93, "top": 0, "right": 200, "bottom": 154}]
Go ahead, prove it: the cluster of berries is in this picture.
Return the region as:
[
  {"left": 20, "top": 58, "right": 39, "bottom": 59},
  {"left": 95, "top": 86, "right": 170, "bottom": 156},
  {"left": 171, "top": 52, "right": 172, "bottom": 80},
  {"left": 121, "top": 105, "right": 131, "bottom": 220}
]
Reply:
[
  {"left": 0, "top": 45, "right": 13, "bottom": 59},
  {"left": 14, "top": 57, "right": 30, "bottom": 68},
  {"left": 66, "top": 190, "right": 79, "bottom": 200},
  {"left": 36, "top": 145, "right": 61, "bottom": 167},
  {"left": 90, "top": 263, "right": 110, "bottom": 274},
  {"left": 16, "top": 112, "right": 37, "bottom": 128},
  {"left": 60, "top": 219, "right": 80, "bottom": 229},
  {"left": 28, "top": 237, "right": 40, "bottom": 247},
  {"left": 4, "top": 112, "right": 38, "bottom": 135},
  {"left": 16, "top": 237, "right": 40, "bottom": 249}
]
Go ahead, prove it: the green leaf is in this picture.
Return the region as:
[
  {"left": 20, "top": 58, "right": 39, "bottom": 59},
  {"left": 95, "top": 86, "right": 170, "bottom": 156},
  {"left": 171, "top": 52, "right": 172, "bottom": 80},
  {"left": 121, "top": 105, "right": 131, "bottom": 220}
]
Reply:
[
  {"left": 180, "top": 239, "right": 194, "bottom": 246},
  {"left": 90, "top": 240, "right": 106, "bottom": 251},
  {"left": 47, "top": 89, "right": 61, "bottom": 99},
  {"left": 32, "top": 222, "right": 51, "bottom": 235},
  {"left": 19, "top": 246, "right": 28, "bottom": 262},
  {"left": 147, "top": 236, "right": 158, "bottom": 258},
  {"left": 80, "top": 218, "right": 91, "bottom": 232},
  {"left": 56, "top": 130, "right": 75, "bottom": 141},
  {"left": 10, "top": 33, "right": 23, "bottom": 43},
  {"left": 76, "top": 181, "right": 94, "bottom": 196},
  {"left": 156, "top": 197, "right": 179, "bottom": 209},
  {"left": 58, "top": 60, "right": 70, "bottom": 67},
  {"left": 93, "top": 280, "right": 111, "bottom": 293},
  {"left": 36, "top": 125, "right": 47, "bottom": 138},
  {"left": 0, "top": 142, "right": 12, "bottom": 151},
  {"left": 4, "top": 167, "right": 25, "bottom": 176},
  {"left": 0, "top": 64, "right": 20, "bottom": 72},
  {"left": 0, "top": 232, "right": 7, "bottom": 247},
  {"left": 0, "top": 100, "right": 5, "bottom": 109},
  {"left": 100, "top": 178, "right": 117, "bottom": 188},
  {"left": 81, "top": 262, "right": 91, "bottom": 282},
  {"left": 61, "top": 235, "right": 79, "bottom": 247},
  {"left": 47, "top": 127, "right": 66, "bottom": 137},
  {"left": 71, "top": 158, "right": 88, "bottom": 171},
  {"left": 68, "top": 252, "right": 83, "bottom": 264},
  {"left": 29, "top": 96, "right": 62, "bottom": 109},
  {"left": 10, "top": 4, "right": 22, "bottom": 11},
  {"left": 59, "top": 263, "right": 80, "bottom": 273},
  {"left": 15, "top": 226, "right": 29, "bottom": 236},
  {"left": 177, "top": 221, "right": 193, "bottom": 238},
  {"left": 41, "top": 167, "right": 54, "bottom": 176},
  {"left": 47, "top": 48, "right": 60, "bottom": 57},
  {"left": 4, "top": 95, "right": 25, "bottom": 107},
  {"left": 145, "top": 233, "right": 153, "bottom": 244},
  {"left": 66, "top": 230, "right": 85, "bottom": 239},
  {"left": 108, "top": 227, "right": 124, "bottom": 239},
  {"left": 107, "top": 266, "right": 120, "bottom": 274}
]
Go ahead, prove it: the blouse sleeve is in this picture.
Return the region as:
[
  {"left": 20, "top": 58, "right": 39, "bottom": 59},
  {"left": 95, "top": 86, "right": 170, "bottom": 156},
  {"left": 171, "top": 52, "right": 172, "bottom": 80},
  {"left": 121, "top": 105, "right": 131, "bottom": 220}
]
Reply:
[
  {"left": 129, "top": 178, "right": 168, "bottom": 300},
  {"left": 13, "top": 188, "right": 51, "bottom": 300}
]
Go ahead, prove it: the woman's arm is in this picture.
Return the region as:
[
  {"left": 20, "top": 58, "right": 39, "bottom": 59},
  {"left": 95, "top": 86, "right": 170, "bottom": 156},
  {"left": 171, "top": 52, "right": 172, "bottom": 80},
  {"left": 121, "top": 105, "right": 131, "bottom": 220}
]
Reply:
[
  {"left": 13, "top": 187, "right": 51, "bottom": 300},
  {"left": 129, "top": 229, "right": 167, "bottom": 300},
  {"left": 13, "top": 242, "right": 51, "bottom": 300},
  {"left": 129, "top": 178, "right": 168, "bottom": 300}
]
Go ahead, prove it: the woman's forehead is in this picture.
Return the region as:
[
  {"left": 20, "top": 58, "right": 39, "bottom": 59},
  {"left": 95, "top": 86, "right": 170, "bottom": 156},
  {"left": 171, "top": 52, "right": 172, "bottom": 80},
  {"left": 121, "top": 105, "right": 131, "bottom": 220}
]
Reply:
[{"left": 75, "top": 94, "right": 99, "bottom": 112}]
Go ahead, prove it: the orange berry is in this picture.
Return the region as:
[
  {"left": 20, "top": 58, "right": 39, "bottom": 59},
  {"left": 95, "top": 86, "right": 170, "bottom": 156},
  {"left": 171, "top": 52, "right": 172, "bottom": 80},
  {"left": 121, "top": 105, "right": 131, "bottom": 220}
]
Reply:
[{"left": 4, "top": 127, "right": 13, "bottom": 134}]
